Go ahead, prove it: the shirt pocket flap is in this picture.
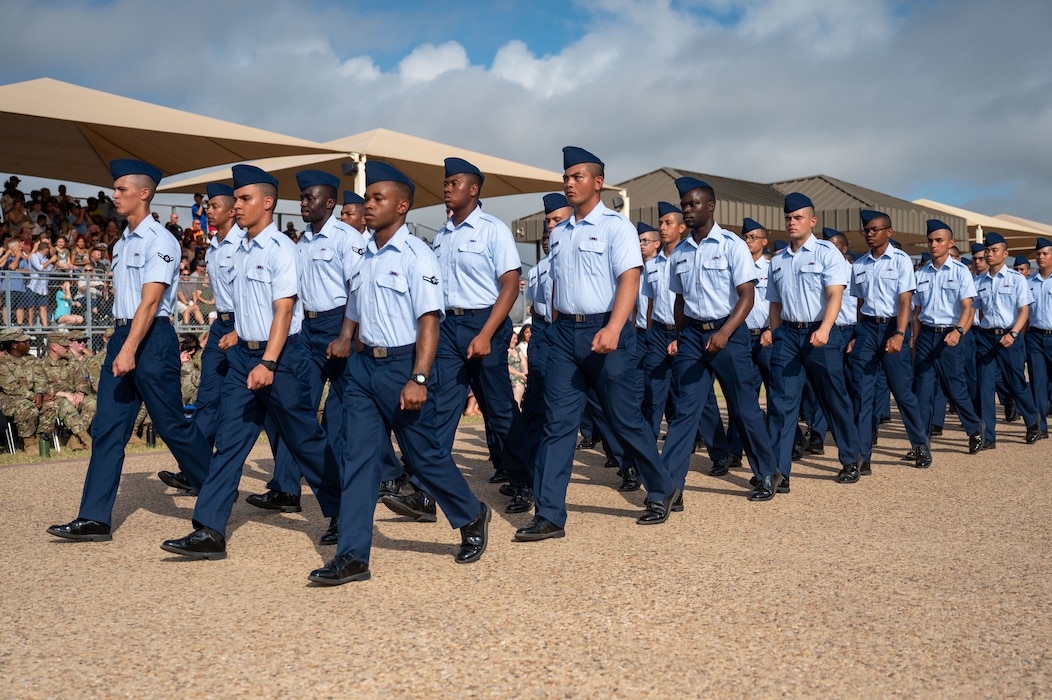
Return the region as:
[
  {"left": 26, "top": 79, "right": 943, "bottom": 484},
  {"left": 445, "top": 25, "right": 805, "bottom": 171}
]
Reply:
[{"left": 376, "top": 271, "right": 409, "bottom": 294}]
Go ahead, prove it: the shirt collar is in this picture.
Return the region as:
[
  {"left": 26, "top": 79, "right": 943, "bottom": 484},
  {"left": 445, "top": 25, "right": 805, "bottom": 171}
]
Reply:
[
  {"left": 367, "top": 224, "right": 411, "bottom": 254},
  {"left": 568, "top": 200, "right": 610, "bottom": 229},
  {"left": 445, "top": 205, "right": 482, "bottom": 232},
  {"left": 244, "top": 222, "right": 280, "bottom": 251},
  {"left": 304, "top": 213, "right": 339, "bottom": 240}
]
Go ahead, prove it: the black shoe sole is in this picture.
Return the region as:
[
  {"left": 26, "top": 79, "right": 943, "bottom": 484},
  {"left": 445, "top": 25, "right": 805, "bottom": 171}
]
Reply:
[
  {"left": 455, "top": 506, "right": 491, "bottom": 565},
  {"left": 160, "top": 543, "right": 226, "bottom": 560},
  {"left": 514, "top": 528, "right": 565, "bottom": 542},
  {"left": 47, "top": 527, "right": 111, "bottom": 542},
  {"left": 309, "top": 570, "right": 371, "bottom": 585},
  {"left": 504, "top": 502, "right": 534, "bottom": 514},
  {"left": 319, "top": 535, "right": 338, "bottom": 546},
  {"left": 381, "top": 497, "right": 438, "bottom": 523},
  {"left": 618, "top": 481, "right": 642, "bottom": 492},
  {"left": 158, "top": 472, "right": 197, "bottom": 496},
  {"left": 245, "top": 495, "right": 302, "bottom": 513}
]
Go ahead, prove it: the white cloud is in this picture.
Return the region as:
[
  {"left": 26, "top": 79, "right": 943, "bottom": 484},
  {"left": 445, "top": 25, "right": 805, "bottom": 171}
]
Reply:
[{"left": 398, "top": 41, "right": 470, "bottom": 83}]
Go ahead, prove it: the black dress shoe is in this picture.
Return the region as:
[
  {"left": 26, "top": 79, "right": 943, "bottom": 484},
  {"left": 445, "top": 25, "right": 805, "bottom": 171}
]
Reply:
[
  {"left": 158, "top": 470, "right": 197, "bottom": 495},
  {"left": 749, "top": 475, "right": 790, "bottom": 493},
  {"left": 1005, "top": 401, "right": 1020, "bottom": 422},
  {"left": 161, "top": 527, "right": 226, "bottom": 560},
  {"left": 1025, "top": 423, "right": 1044, "bottom": 444},
  {"left": 836, "top": 462, "right": 861, "bottom": 483},
  {"left": 807, "top": 437, "right": 825, "bottom": 455},
  {"left": 514, "top": 515, "right": 565, "bottom": 541},
  {"left": 488, "top": 469, "right": 509, "bottom": 484},
  {"left": 671, "top": 490, "right": 684, "bottom": 512},
  {"left": 637, "top": 489, "right": 679, "bottom": 524},
  {"left": 618, "top": 465, "right": 641, "bottom": 491},
  {"left": 47, "top": 518, "right": 111, "bottom": 542},
  {"left": 709, "top": 458, "right": 730, "bottom": 477},
  {"left": 791, "top": 440, "right": 804, "bottom": 461},
  {"left": 456, "top": 504, "right": 490, "bottom": 564},
  {"left": 748, "top": 471, "right": 784, "bottom": 501},
  {"left": 319, "top": 517, "right": 339, "bottom": 546},
  {"left": 603, "top": 457, "right": 619, "bottom": 468},
  {"left": 309, "top": 552, "right": 370, "bottom": 585},
  {"left": 914, "top": 443, "right": 932, "bottom": 468},
  {"left": 968, "top": 431, "right": 985, "bottom": 454},
  {"left": 245, "top": 490, "right": 302, "bottom": 513},
  {"left": 726, "top": 454, "right": 743, "bottom": 469},
  {"left": 381, "top": 491, "right": 437, "bottom": 522},
  {"left": 981, "top": 440, "right": 997, "bottom": 450},
  {"left": 901, "top": 450, "right": 916, "bottom": 461},
  {"left": 879, "top": 415, "right": 892, "bottom": 424},
  {"left": 377, "top": 472, "right": 409, "bottom": 502},
  {"left": 505, "top": 486, "right": 534, "bottom": 514},
  {"left": 931, "top": 425, "right": 944, "bottom": 437},
  {"left": 859, "top": 461, "right": 872, "bottom": 476},
  {"left": 498, "top": 483, "right": 516, "bottom": 497},
  {"left": 872, "top": 431, "right": 879, "bottom": 446},
  {"left": 576, "top": 436, "right": 597, "bottom": 450}
]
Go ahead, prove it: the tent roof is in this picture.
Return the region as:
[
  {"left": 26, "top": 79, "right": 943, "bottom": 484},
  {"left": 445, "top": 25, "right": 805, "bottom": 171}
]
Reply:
[
  {"left": 913, "top": 199, "right": 1047, "bottom": 235},
  {"left": 0, "top": 78, "right": 339, "bottom": 186},
  {"left": 159, "top": 128, "right": 565, "bottom": 208}
]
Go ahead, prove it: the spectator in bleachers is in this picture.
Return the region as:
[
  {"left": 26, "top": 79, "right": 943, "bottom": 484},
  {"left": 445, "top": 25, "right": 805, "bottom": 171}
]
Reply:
[
  {"left": 4, "top": 200, "right": 28, "bottom": 230},
  {"left": 2, "top": 176, "right": 24, "bottom": 216},
  {"left": 70, "top": 234, "right": 90, "bottom": 270},
  {"left": 6, "top": 238, "right": 29, "bottom": 325},
  {"left": 88, "top": 245, "right": 111, "bottom": 274},
  {"left": 176, "top": 259, "right": 204, "bottom": 326},
  {"left": 165, "top": 211, "right": 182, "bottom": 239},
  {"left": 191, "top": 192, "right": 207, "bottom": 231},
  {"left": 53, "top": 235, "right": 73, "bottom": 272},
  {"left": 27, "top": 239, "right": 56, "bottom": 328},
  {"left": 54, "top": 279, "right": 83, "bottom": 325},
  {"left": 67, "top": 202, "right": 89, "bottom": 236}
]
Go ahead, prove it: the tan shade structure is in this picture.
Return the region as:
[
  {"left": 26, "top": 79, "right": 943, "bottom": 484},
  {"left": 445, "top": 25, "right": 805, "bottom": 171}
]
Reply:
[
  {"left": 914, "top": 198, "right": 1048, "bottom": 254},
  {"left": 159, "top": 128, "right": 566, "bottom": 208},
  {"left": 0, "top": 77, "right": 341, "bottom": 186}
]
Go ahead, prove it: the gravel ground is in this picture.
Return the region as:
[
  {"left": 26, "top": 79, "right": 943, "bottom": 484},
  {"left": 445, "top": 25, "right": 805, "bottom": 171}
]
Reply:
[{"left": 2, "top": 417, "right": 1050, "bottom": 698}]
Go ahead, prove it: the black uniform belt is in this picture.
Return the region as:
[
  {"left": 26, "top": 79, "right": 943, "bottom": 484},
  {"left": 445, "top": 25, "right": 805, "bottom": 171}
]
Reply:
[
  {"left": 861, "top": 314, "right": 892, "bottom": 324},
  {"left": 304, "top": 307, "right": 344, "bottom": 319},
  {"left": 361, "top": 344, "right": 415, "bottom": 358},
  {"left": 838, "top": 324, "right": 856, "bottom": 331},
  {"left": 784, "top": 321, "right": 821, "bottom": 330},
  {"left": 686, "top": 316, "right": 729, "bottom": 332},
  {"left": 921, "top": 324, "right": 955, "bottom": 333},
  {"left": 982, "top": 328, "right": 1013, "bottom": 336},
  {"left": 240, "top": 339, "right": 268, "bottom": 350},
  {"left": 217, "top": 312, "right": 235, "bottom": 323},
  {"left": 654, "top": 322, "right": 677, "bottom": 331},
  {"left": 568, "top": 312, "right": 611, "bottom": 324},
  {"left": 447, "top": 307, "right": 489, "bottom": 316},
  {"left": 750, "top": 327, "right": 768, "bottom": 337},
  {"left": 116, "top": 316, "right": 170, "bottom": 327},
  {"left": 1030, "top": 327, "right": 1052, "bottom": 335}
]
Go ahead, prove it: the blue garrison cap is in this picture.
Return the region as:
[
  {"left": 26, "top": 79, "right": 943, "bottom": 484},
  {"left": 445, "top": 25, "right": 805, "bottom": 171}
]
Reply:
[
  {"left": 543, "top": 193, "right": 569, "bottom": 214},
  {"left": 970, "top": 242, "right": 986, "bottom": 254},
  {"left": 658, "top": 201, "right": 681, "bottom": 218},
  {"left": 444, "top": 157, "right": 485, "bottom": 186},
  {"left": 232, "top": 164, "right": 278, "bottom": 190},
  {"left": 742, "top": 218, "right": 766, "bottom": 234},
  {"left": 822, "top": 227, "right": 843, "bottom": 240},
  {"left": 110, "top": 158, "right": 162, "bottom": 186},
  {"left": 1014, "top": 255, "right": 1030, "bottom": 267},
  {"left": 926, "top": 219, "right": 952, "bottom": 235},
  {"left": 562, "top": 146, "right": 603, "bottom": 170},
  {"left": 295, "top": 169, "right": 340, "bottom": 192},
  {"left": 636, "top": 221, "right": 657, "bottom": 235},
  {"left": 889, "top": 238, "right": 902, "bottom": 249},
  {"left": 961, "top": 255, "right": 972, "bottom": 265},
  {"left": 773, "top": 240, "right": 788, "bottom": 251},
  {"left": 365, "top": 161, "right": 415, "bottom": 196},
  {"left": 675, "top": 177, "right": 712, "bottom": 199},
  {"left": 205, "top": 183, "right": 234, "bottom": 199},
  {"left": 984, "top": 232, "right": 1006, "bottom": 247},
  {"left": 1035, "top": 238, "right": 1052, "bottom": 251},
  {"left": 342, "top": 191, "right": 364, "bottom": 206},
  {"left": 860, "top": 209, "right": 885, "bottom": 226},
  {"left": 783, "top": 192, "right": 813, "bottom": 213},
  {"left": 921, "top": 252, "right": 932, "bottom": 263}
]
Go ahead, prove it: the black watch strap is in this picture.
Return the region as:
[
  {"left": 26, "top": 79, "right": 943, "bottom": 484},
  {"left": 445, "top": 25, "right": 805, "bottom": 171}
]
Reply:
[{"left": 259, "top": 359, "right": 278, "bottom": 372}]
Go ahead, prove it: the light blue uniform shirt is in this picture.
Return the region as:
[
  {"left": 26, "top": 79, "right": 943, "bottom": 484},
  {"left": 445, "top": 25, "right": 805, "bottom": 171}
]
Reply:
[
  {"left": 432, "top": 205, "right": 520, "bottom": 310},
  {"left": 766, "top": 235, "right": 848, "bottom": 323},
  {"left": 346, "top": 225, "right": 445, "bottom": 348},
  {"left": 851, "top": 246, "right": 917, "bottom": 317},
  {"left": 205, "top": 224, "right": 245, "bottom": 314},
  {"left": 975, "top": 266, "right": 1033, "bottom": 329},
  {"left": 837, "top": 282, "right": 858, "bottom": 327},
  {"left": 635, "top": 259, "right": 654, "bottom": 329},
  {"left": 296, "top": 213, "right": 366, "bottom": 312},
  {"left": 27, "top": 251, "right": 53, "bottom": 295},
  {"left": 111, "top": 216, "right": 181, "bottom": 319},
  {"left": 549, "top": 201, "right": 643, "bottom": 316},
  {"left": 232, "top": 223, "right": 302, "bottom": 342},
  {"left": 668, "top": 223, "right": 756, "bottom": 322},
  {"left": 745, "top": 255, "right": 771, "bottom": 331},
  {"left": 1028, "top": 272, "right": 1052, "bottom": 330},
  {"left": 914, "top": 258, "right": 976, "bottom": 326},
  {"left": 644, "top": 251, "right": 677, "bottom": 326},
  {"left": 526, "top": 256, "right": 552, "bottom": 323}
]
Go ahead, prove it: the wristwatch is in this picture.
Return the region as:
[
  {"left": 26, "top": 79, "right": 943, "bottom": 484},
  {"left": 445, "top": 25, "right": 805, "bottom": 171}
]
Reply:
[
  {"left": 410, "top": 373, "right": 428, "bottom": 385},
  {"left": 259, "top": 359, "right": 278, "bottom": 372},
  {"left": 1009, "top": 331, "right": 1019, "bottom": 339},
  {"left": 955, "top": 326, "right": 965, "bottom": 335},
  {"left": 892, "top": 330, "right": 905, "bottom": 337}
]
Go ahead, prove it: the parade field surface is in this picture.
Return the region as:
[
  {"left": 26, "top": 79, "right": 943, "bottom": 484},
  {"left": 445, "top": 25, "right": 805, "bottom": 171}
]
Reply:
[{"left": 3, "top": 419, "right": 1049, "bottom": 698}]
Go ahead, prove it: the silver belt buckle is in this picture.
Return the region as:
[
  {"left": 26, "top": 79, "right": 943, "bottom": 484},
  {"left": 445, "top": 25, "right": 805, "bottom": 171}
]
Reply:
[
  {"left": 246, "top": 341, "right": 261, "bottom": 350},
  {"left": 372, "top": 347, "right": 388, "bottom": 358},
  {"left": 574, "top": 313, "right": 585, "bottom": 322}
]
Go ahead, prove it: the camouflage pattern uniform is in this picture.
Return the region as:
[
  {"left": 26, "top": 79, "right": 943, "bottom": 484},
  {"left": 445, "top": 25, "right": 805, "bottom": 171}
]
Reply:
[
  {"left": 37, "top": 355, "right": 91, "bottom": 435},
  {"left": 0, "top": 335, "right": 51, "bottom": 440}
]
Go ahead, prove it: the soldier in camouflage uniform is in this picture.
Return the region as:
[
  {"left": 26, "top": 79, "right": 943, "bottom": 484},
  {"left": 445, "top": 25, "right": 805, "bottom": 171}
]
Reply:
[
  {"left": 0, "top": 328, "right": 52, "bottom": 447},
  {"left": 131, "top": 334, "right": 199, "bottom": 443},
  {"left": 39, "top": 333, "right": 94, "bottom": 450},
  {"left": 66, "top": 331, "right": 97, "bottom": 428}
]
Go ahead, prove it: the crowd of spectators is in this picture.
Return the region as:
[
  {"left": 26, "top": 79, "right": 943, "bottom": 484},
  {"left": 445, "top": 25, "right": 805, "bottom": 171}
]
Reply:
[{"left": 0, "top": 175, "right": 223, "bottom": 334}]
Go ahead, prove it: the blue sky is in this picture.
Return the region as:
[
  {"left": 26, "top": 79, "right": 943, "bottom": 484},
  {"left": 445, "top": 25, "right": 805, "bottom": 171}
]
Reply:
[{"left": 1, "top": 0, "right": 1050, "bottom": 234}]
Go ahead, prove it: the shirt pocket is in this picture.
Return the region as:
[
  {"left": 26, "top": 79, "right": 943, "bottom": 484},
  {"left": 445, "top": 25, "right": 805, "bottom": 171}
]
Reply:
[
  {"left": 376, "top": 271, "right": 409, "bottom": 295},
  {"left": 246, "top": 264, "right": 271, "bottom": 285},
  {"left": 577, "top": 237, "right": 606, "bottom": 275},
  {"left": 457, "top": 238, "right": 487, "bottom": 255},
  {"left": 800, "top": 265, "right": 824, "bottom": 292},
  {"left": 311, "top": 245, "right": 335, "bottom": 262}
]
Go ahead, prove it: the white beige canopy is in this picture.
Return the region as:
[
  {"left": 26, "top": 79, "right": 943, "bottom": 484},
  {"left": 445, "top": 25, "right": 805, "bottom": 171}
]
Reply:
[
  {"left": 159, "top": 128, "right": 566, "bottom": 208},
  {"left": 0, "top": 78, "right": 340, "bottom": 187}
]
